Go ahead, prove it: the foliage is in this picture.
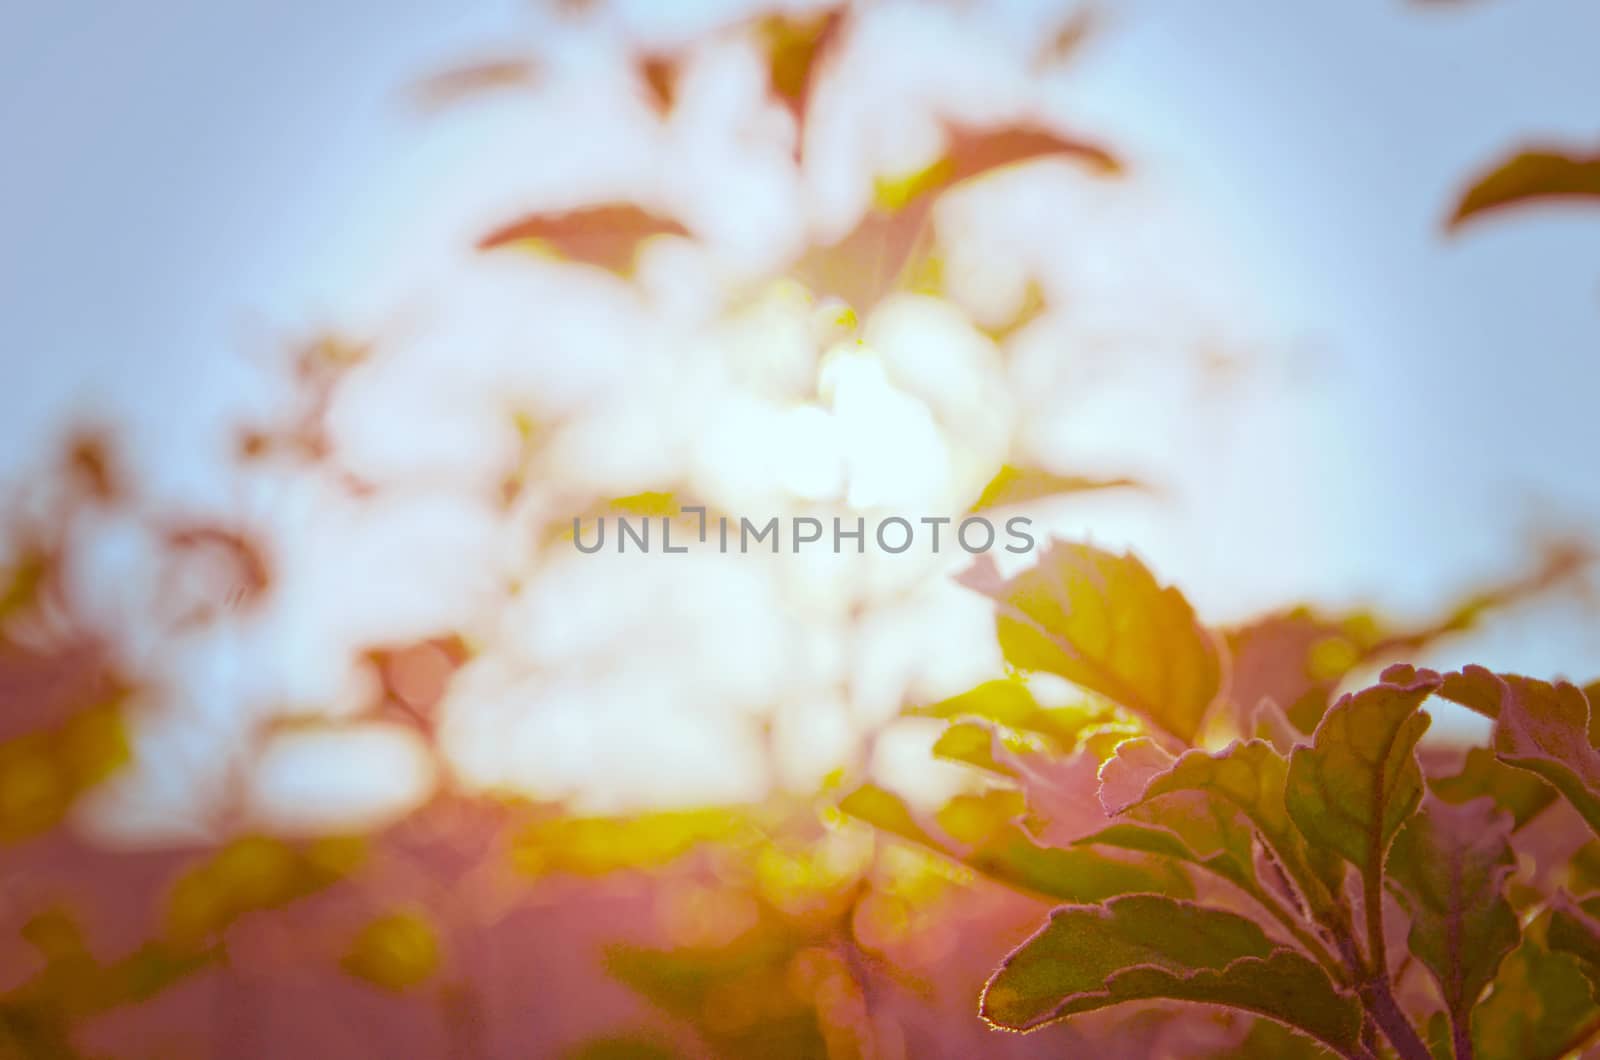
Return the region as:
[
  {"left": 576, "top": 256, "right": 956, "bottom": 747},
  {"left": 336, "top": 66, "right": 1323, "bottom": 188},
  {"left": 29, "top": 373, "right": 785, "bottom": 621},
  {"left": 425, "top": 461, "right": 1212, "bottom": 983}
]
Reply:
[{"left": 859, "top": 541, "right": 1600, "bottom": 1060}]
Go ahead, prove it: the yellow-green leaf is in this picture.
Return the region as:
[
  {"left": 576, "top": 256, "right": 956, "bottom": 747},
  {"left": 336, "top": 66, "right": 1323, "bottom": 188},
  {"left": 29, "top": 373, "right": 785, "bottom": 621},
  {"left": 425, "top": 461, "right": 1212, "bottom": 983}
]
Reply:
[
  {"left": 960, "top": 543, "right": 1222, "bottom": 745},
  {"left": 839, "top": 784, "right": 1188, "bottom": 902},
  {"left": 1285, "top": 667, "right": 1439, "bottom": 875}
]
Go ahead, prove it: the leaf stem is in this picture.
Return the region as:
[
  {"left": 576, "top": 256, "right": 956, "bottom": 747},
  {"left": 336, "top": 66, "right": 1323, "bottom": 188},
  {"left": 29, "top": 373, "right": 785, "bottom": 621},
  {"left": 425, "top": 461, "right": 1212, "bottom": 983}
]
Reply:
[
  {"left": 1364, "top": 853, "right": 1387, "bottom": 978},
  {"left": 1362, "top": 972, "right": 1431, "bottom": 1060},
  {"left": 1450, "top": 1009, "right": 1473, "bottom": 1060}
]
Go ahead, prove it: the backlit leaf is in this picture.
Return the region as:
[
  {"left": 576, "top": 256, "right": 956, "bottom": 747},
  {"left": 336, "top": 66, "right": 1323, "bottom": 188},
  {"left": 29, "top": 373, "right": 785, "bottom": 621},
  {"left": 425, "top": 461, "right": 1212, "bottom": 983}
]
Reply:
[
  {"left": 980, "top": 895, "right": 1362, "bottom": 1054},
  {"left": 1285, "top": 666, "right": 1439, "bottom": 875},
  {"left": 960, "top": 542, "right": 1222, "bottom": 746},
  {"left": 1387, "top": 796, "right": 1520, "bottom": 1041}
]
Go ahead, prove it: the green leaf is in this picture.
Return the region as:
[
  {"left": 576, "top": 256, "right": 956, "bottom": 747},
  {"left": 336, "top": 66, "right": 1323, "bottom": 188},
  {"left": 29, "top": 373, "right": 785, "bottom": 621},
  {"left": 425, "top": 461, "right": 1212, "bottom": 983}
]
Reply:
[
  {"left": 1387, "top": 796, "right": 1520, "bottom": 1044},
  {"left": 839, "top": 783, "right": 1189, "bottom": 902},
  {"left": 837, "top": 784, "right": 943, "bottom": 850},
  {"left": 1429, "top": 747, "right": 1556, "bottom": 829},
  {"left": 980, "top": 895, "right": 1362, "bottom": 1054},
  {"left": 968, "top": 824, "right": 1192, "bottom": 903},
  {"left": 1448, "top": 147, "right": 1600, "bottom": 231},
  {"left": 1473, "top": 913, "right": 1599, "bottom": 1060},
  {"left": 960, "top": 543, "right": 1222, "bottom": 745},
  {"left": 1285, "top": 667, "right": 1439, "bottom": 876},
  {"left": 1118, "top": 739, "right": 1346, "bottom": 924}
]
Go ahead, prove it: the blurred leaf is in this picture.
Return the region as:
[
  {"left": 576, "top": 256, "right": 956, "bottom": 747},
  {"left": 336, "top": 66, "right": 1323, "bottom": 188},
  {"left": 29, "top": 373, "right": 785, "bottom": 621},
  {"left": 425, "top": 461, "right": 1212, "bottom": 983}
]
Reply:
[
  {"left": 967, "top": 823, "right": 1192, "bottom": 903},
  {"left": 1227, "top": 542, "right": 1589, "bottom": 734},
  {"left": 0, "top": 733, "right": 68, "bottom": 842},
  {"left": 477, "top": 204, "right": 690, "bottom": 275},
  {"left": 606, "top": 935, "right": 830, "bottom": 1058},
  {"left": 7, "top": 909, "right": 215, "bottom": 1020},
  {"left": 564, "top": 1036, "right": 682, "bottom": 1060},
  {"left": 942, "top": 122, "right": 1121, "bottom": 185},
  {"left": 166, "top": 835, "right": 364, "bottom": 945},
  {"left": 908, "top": 678, "right": 1120, "bottom": 752},
  {"left": 1448, "top": 147, "right": 1600, "bottom": 231},
  {"left": 342, "top": 911, "right": 441, "bottom": 992},
  {"left": 968, "top": 464, "right": 1143, "bottom": 513},
  {"left": 959, "top": 542, "right": 1222, "bottom": 746},
  {"left": 411, "top": 57, "right": 537, "bottom": 110},
  {"left": 1284, "top": 667, "right": 1439, "bottom": 876},
  {"left": 1473, "top": 913, "right": 1599, "bottom": 1060},
  {"left": 1387, "top": 796, "right": 1520, "bottom": 1046},
  {"left": 0, "top": 701, "right": 130, "bottom": 844},
  {"left": 837, "top": 784, "right": 943, "bottom": 850},
  {"left": 839, "top": 783, "right": 1188, "bottom": 902},
  {"left": 511, "top": 809, "right": 747, "bottom": 876},
  {"left": 979, "top": 895, "right": 1361, "bottom": 1053},
  {"left": 1428, "top": 746, "right": 1555, "bottom": 829}
]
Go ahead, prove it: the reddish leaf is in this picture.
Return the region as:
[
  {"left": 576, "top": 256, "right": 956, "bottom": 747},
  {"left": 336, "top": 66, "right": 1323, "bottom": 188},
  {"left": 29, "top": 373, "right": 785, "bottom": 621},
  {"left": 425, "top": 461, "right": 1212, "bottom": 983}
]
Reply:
[
  {"left": 1447, "top": 669, "right": 1600, "bottom": 838},
  {"left": 1387, "top": 797, "right": 1520, "bottom": 1054}
]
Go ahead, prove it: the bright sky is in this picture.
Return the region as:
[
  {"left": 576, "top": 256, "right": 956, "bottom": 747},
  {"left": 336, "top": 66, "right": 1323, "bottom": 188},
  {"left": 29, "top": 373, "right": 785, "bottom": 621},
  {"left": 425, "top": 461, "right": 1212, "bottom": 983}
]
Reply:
[{"left": 3, "top": 0, "right": 1598, "bottom": 841}]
